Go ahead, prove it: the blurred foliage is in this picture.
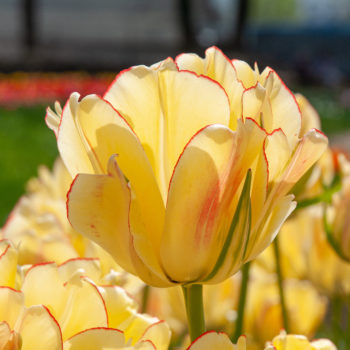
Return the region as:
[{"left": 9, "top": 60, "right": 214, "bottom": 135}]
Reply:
[
  {"left": 0, "top": 105, "right": 58, "bottom": 225},
  {"left": 0, "top": 87, "right": 349, "bottom": 226}
]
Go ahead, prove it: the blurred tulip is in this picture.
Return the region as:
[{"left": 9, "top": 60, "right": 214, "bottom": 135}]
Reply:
[
  {"left": 265, "top": 331, "right": 337, "bottom": 350},
  {"left": 186, "top": 331, "right": 246, "bottom": 350},
  {"left": 50, "top": 47, "right": 327, "bottom": 287}
]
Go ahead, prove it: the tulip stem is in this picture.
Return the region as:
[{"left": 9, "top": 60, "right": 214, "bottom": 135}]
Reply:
[
  {"left": 182, "top": 284, "right": 206, "bottom": 342},
  {"left": 232, "top": 261, "right": 250, "bottom": 342},
  {"left": 273, "top": 235, "right": 289, "bottom": 333},
  {"left": 141, "top": 285, "right": 150, "bottom": 313}
]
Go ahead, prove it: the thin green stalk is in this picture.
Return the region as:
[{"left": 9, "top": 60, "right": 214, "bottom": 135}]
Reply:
[
  {"left": 232, "top": 261, "right": 250, "bottom": 342},
  {"left": 182, "top": 284, "right": 206, "bottom": 342},
  {"left": 141, "top": 285, "right": 150, "bottom": 313},
  {"left": 273, "top": 236, "right": 289, "bottom": 333}
]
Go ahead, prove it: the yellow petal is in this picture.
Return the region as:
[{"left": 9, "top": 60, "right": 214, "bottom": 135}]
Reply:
[
  {"left": 17, "top": 305, "right": 63, "bottom": 350},
  {"left": 0, "top": 240, "right": 18, "bottom": 288},
  {"left": 98, "top": 285, "right": 138, "bottom": 329},
  {"left": 0, "top": 287, "right": 24, "bottom": 329},
  {"left": 124, "top": 314, "right": 159, "bottom": 346},
  {"left": 63, "top": 328, "right": 125, "bottom": 350},
  {"left": 58, "top": 258, "right": 101, "bottom": 283},
  {"left": 74, "top": 96, "right": 167, "bottom": 281},
  {"left": 261, "top": 70, "right": 301, "bottom": 149},
  {"left": 241, "top": 83, "right": 266, "bottom": 122},
  {"left": 104, "top": 63, "right": 230, "bottom": 196},
  {"left": 232, "top": 59, "right": 258, "bottom": 88},
  {"left": 187, "top": 331, "right": 236, "bottom": 350},
  {"left": 59, "top": 276, "right": 108, "bottom": 340},
  {"left": 296, "top": 94, "right": 321, "bottom": 137},
  {"left": 141, "top": 320, "right": 171, "bottom": 350},
  {"left": 57, "top": 92, "right": 95, "bottom": 177},
  {"left": 161, "top": 119, "right": 265, "bottom": 283},
  {"left": 176, "top": 46, "right": 244, "bottom": 129},
  {"left": 67, "top": 156, "right": 135, "bottom": 274},
  {"left": 22, "top": 263, "right": 67, "bottom": 317}
]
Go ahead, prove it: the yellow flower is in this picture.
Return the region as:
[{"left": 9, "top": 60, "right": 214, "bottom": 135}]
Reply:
[
  {"left": 0, "top": 251, "right": 170, "bottom": 350},
  {"left": 265, "top": 331, "right": 337, "bottom": 350},
  {"left": 243, "top": 266, "right": 327, "bottom": 347},
  {"left": 186, "top": 331, "right": 246, "bottom": 350},
  {"left": 51, "top": 47, "right": 327, "bottom": 287}
]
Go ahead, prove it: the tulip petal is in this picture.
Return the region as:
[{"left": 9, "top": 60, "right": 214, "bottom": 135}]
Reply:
[
  {"left": 261, "top": 70, "right": 301, "bottom": 149},
  {"left": 22, "top": 263, "right": 67, "bottom": 317},
  {"left": 161, "top": 120, "right": 266, "bottom": 283},
  {"left": 57, "top": 93, "right": 95, "bottom": 177},
  {"left": 187, "top": 331, "right": 236, "bottom": 350},
  {"left": 124, "top": 314, "right": 159, "bottom": 345},
  {"left": 58, "top": 258, "right": 101, "bottom": 283},
  {"left": 59, "top": 276, "right": 108, "bottom": 340},
  {"left": 204, "top": 170, "right": 251, "bottom": 283},
  {"left": 0, "top": 287, "right": 24, "bottom": 329},
  {"left": 0, "top": 240, "right": 17, "bottom": 288},
  {"left": 98, "top": 285, "right": 138, "bottom": 329},
  {"left": 63, "top": 328, "right": 125, "bottom": 350},
  {"left": 176, "top": 46, "right": 244, "bottom": 129},
  {"left": 67, "top": 156, "right": 135, "bottom": 274},
  {"left": 104, "top": 63, "right": 230, "bottom": 195},
  {"left": 141, "top": 321, "right": 171, "bottom": 350},
  {"left": 74, "top": 96, "right": 168, "bottom": 281},
  {"left": 17, "top": 305, "right": 63, "bottom": 350}
]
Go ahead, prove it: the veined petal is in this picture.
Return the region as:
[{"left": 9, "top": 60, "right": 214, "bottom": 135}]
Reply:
[
  {"left": 74, "top": 96, "right": 166, "bottom": 278},
  {"left": 57, "top": 93, "right": 95, "bottom": 177},
  {"left": 176, "top": 47, "right": 244, "bottom": 129},
  {"left": 141, "top": 321, "right": 171, "bottom": 350},
  {"left": 0, "top": 240, "right": 17, "bottom": 288},
  {"left": 264, "top": 129, "right": 291, "bottom": 183},
  {"left": 67, "top": 156, "right": 135, "bottom": 274},
  {"left": 97, "top": 285, "right": 138, "bottom": 329},
  {"left": 59, "top": 276, "right": 108, "bottom": 340},
  {"left": 161, "top": 125, "right": 237, "bottom": 283},
  {"left": 63, "top": 328, "right": 125, "bottom": 350},
  {"left": 0, "top": 287, "right": 24, "bottom": 329},
  {"left": 22, "top": 263, "right": 67, "bottom": 317},
  {"left": 16, "top": 305, "right": 63, "bottom": 350},
  {"left": 187, "top": 331, "right": 240, "bottom": 350},
  {"left": 161, "top": 120, "right": 265, "bottom": 283},
  {"left": 104, "top": 63, "right": 230, "bottom": 196},
  {"left": 261, "top": 70, "right": 301, "bottom": 149}
]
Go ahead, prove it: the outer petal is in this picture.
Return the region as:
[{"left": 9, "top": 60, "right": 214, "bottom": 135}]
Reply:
[
  {"left": 104, "top": 62, "right": 230, "bottom": 196},
  {"left": 17, "top": 305, "right": 63, "bottom": 350},
  {"left": 58, "top": 258, "right": 101, "bottom": 283},
  {"left": 176, "top": 47, "right": 245, "bottom": 129},
  {"left": 261, "top": 70, "right": 301, "bottom": 149},
  {"left": 141, "top": 321, "right": 171, "bottom": 350},
  {"left": 67, "top": 156, "right": 135, "bottom": 274},
  {"left": 98, "top": 285, "right": 138, "bottom": 329},
  {"left": 0, "top": 287, "right": 24, "bottom": 329},
  {"left": 161, "top": 119, "right": 266, "bottom": 283},
  {"left": 0, "top": 240, "right": 18, "bottom": 288},
  {"left": 296, "top": 94, "right": 321, "bottom": 137},
  {"left": 187, "top": 331, "right": 240, "bottom": 350},
  {"left": 57, "top": 93, "right": 95, "bottom": 177},
  {"left": 59, "top": 276, "right": 108, "bottom": 340}
]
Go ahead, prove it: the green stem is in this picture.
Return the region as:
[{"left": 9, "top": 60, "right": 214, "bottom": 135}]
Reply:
[
  {"left": 141, "top": 285, "right": 150, "bottom": 313},
  {"left": 273, "top": 236, "right": 289, "bottom": 333},
  {"left": 232, "top": 262, "right": 250, "bottom": 342},
  {"left": 182, "top": 284, "right": 206, "bottom": 342}
]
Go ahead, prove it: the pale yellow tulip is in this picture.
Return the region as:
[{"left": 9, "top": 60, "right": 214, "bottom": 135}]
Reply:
[
  {"left": 50, "top": 47, "right": 327, "bottom": 287},
  {"left": 265, "top": 331, "right": 337, "bottom": 350}
]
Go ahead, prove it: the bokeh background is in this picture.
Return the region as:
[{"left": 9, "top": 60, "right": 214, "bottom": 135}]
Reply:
[{"left": 1, "top": 0, "right": 350, "bottom": 225}]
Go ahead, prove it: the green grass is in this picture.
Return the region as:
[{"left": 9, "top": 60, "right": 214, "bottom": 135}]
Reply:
[
  {"left": 0, "top": 105, "right": 58, "bottom": 225},
  {"left": 0, "top": 87, "right": 349, "bottom": 226}
]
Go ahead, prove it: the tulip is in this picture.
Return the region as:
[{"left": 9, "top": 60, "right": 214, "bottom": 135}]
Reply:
[
  {"left": 50, "top": 48, "right": 327, "bottom": 288},
  {"left": 265, "top": 331, "right": 337, "bottom": 350},
  {"left": 186, "top": 331, "right": 246, "bottom": 350},
  {"left": 50, "top": 47, "right": 327, "bottom": 340}
]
